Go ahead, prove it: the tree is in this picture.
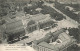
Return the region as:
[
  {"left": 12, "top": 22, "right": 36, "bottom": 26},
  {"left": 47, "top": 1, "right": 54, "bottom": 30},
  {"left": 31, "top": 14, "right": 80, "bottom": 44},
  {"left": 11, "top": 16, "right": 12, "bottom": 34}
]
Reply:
[
  {"left": 55, "top": 14, "right": 65, "bottom": 21},
  {"left": 37, "top": 0, "right": 44, "bottom": 8},
  {"left": 50, "top": 13, "right": 65, "bottom": 21},
  {"left": 50, "top": 12, "right": 57, "bottom": 19},
  {"left": 24, "top": 7, "right": 30, "bottom": 13},
  {"left": 68, "top": 28, "right": 79, "bottom": 42},
  {"left": 27, "top": 20, "right": 35, "bottom": 26},
  {"left": 0, "top": 0, "right": 10, "bottom": 17},
  {"left": 40, "top": 5, "right": 56, "bottom": 14}
]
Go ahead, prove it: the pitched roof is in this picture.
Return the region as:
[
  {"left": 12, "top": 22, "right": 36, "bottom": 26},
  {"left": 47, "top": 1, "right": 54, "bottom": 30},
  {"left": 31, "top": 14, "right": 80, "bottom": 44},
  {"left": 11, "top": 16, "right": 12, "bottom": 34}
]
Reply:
[
  {"left": 33, "top": 28, "right": 65, "bottom": 44},
  {"left": 33, "top": 29, "right": 76, "bottom": 51},
  {"left": 38, "top": 32, "right": 76, "bottom": 51}
]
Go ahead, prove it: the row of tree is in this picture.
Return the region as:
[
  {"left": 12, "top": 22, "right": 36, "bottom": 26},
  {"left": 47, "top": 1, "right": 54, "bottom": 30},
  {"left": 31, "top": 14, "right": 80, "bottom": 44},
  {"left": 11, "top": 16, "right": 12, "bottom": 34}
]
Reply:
[
  {"left": 55, "top": 2, "right": 79, "bottom": 22},
  {"left": 0, "top": 0, "right": 10, "bottom": 17}
]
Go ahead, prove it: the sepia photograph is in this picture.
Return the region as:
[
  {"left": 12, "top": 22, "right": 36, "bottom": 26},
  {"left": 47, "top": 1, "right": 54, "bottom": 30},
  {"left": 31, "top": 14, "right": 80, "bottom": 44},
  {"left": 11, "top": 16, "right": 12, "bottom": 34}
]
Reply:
[{"left": 0, "top": 0, "right": 80, "bottom": 51}]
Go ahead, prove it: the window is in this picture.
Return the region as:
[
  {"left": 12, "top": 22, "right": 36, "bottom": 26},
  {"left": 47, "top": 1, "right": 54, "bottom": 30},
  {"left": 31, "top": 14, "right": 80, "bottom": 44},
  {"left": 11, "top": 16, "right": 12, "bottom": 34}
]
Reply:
[{"left": 27, "top": 25, "right": 37, "bottom": 33}]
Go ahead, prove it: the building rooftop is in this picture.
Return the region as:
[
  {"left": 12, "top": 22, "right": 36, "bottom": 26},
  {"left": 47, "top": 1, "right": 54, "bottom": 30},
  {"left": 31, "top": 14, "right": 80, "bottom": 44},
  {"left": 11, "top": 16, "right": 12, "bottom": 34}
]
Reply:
[
  {"left": 33, "top": 28, "right": 66, "bottom": 44},
  {"left": 29, "top": 14, "right": 51, "bottom": 22},
  {"left": 33, "top": 28, "right": 76, "bottom": 51}
]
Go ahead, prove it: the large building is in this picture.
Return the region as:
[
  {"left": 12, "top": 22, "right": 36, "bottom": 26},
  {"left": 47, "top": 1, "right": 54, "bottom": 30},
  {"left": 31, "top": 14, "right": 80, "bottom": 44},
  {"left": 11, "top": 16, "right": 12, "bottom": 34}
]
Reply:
[
  {"left": 32, "top": 29, "right": 76, "bottom": 51},
  {"left": 25, "top": 14, "right": 56, "bottom": 33},
  {"left": 2, "top": 13, "right": 56, "bottom": 43}
]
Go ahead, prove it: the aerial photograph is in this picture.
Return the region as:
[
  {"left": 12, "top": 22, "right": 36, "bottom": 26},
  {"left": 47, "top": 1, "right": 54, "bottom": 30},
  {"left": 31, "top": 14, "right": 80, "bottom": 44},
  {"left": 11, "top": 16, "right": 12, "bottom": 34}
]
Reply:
[{"left": 0, "top": 0, "right": 80, "bottom": 51}]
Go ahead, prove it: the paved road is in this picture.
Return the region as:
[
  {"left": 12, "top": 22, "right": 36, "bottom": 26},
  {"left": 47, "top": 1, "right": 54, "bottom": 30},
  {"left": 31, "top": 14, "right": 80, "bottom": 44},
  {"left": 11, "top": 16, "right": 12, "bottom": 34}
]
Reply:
[{"left": 14, "top": 27, "right": 58, "bottom": 44}]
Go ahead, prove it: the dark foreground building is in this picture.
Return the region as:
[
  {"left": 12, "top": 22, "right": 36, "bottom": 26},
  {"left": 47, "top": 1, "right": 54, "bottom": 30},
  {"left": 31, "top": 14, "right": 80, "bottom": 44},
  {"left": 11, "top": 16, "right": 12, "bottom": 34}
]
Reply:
[{"left": 32, "top": 29, "right": 77, "bottom": 51}]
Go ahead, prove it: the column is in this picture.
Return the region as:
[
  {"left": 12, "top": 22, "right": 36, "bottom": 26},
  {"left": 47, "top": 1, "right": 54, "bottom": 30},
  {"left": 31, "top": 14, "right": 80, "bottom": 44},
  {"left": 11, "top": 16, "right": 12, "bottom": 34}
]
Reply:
[
  {"left": 78, "top": 26, "right": 80, "bottom": 43},
  {"left": 78, "top": 12, "right": 80, "bottom": 43},
  {"left": 37, "top": 22, "right": 40, "bottom": 30},
  {"left": 38, "top": 46, "right": 40, "bottom": 51}
]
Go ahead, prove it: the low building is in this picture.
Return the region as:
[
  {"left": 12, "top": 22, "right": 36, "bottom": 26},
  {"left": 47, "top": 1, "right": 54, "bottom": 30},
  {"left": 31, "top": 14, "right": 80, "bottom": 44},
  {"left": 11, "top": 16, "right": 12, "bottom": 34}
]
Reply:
[{"left": 32, "top": 28, "right": 76, "bottom": 51}]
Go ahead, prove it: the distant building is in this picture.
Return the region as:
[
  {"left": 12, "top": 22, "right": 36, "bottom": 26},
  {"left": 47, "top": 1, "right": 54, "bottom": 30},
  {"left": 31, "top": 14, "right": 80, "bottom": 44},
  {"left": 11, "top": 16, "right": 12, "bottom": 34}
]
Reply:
[
  {"left": 57, "top": 0, "right": 80, "bottom": 4},
  {"left": 6, "top": 0, "right": 54, "bottom": 2},
  {"left": 32, "top": 28, "right": 76, "bottom": 51},
  {"left": 6, "top": 0, "right": 55, "bottom": 11}
]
